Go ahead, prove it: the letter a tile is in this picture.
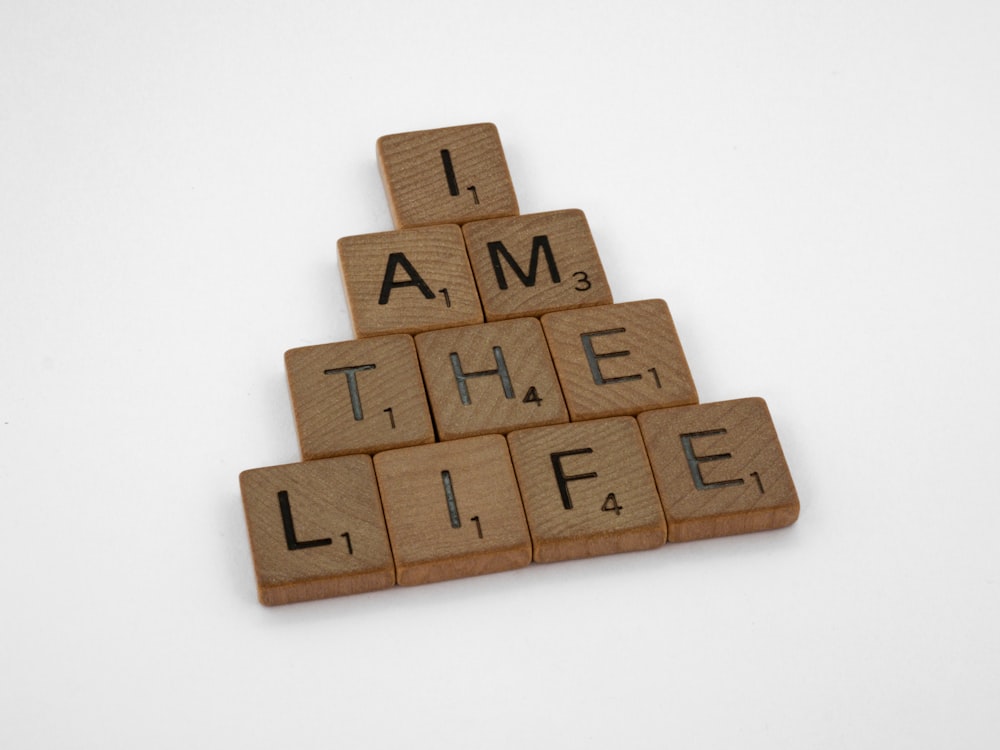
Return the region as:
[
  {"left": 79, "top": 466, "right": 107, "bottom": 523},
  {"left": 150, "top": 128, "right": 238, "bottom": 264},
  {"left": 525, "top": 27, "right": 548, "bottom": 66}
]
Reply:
[
  {"left": 541, "top": 299, "right": 699, "bottom": 421},
  {"left": 374, "top": 436, "right": 532, "bottom": 586},
  {"left": 338, "top": 224, "right": 483, "bottom": 338},
  {"left": 637, "top": 398, "right": 799, "bottom": 542},
  {"left": 239, "top": 455, "right": 395, "bottom": 605},
  {"left": 377, "top": 123, "right": 519, "bottom": 228}
]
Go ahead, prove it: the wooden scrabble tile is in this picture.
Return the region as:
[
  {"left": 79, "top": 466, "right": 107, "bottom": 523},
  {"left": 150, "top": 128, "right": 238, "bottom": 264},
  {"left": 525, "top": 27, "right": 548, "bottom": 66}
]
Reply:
[
  {"left": 374, "top": 435, "right": 531, "bottom": 586},
  {"left": 507, "top": 417, "right": 666, "bottom": 563},
  {"left": 338, "top": 224, "right": 483, "bottom": 337},
  {"left": 541, "top": 299, "right": 698, "bottom": 421},
  {"left": 239, "top": 455, "right": 395, "bottom": 605},
  {"left": 414, "top": 317, "right": 569, "bottom": 441},
  {"left": 463, "top": 209, "right": 614, "bottom": 321},
  {"left": 637, "top": 398, "right": 799, "bottom": 542},
  {"left": 285, "top": 334, "right": 434, "bottom": 460},
  {"left": 377, "top": 123, "right": 519, "bottom": 228}
]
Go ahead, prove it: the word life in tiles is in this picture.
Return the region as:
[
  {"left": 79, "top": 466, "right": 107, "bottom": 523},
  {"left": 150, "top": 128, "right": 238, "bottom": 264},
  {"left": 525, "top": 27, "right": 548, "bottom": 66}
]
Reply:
[{"left": 239, "top": 123, "right": 800, "bottom": 606}]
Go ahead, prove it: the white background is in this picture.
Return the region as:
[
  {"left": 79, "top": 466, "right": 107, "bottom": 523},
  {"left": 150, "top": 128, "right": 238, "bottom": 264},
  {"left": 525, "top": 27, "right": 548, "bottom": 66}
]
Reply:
[{"left": 2, "top": 2, "right": 998, "bottom": 747}]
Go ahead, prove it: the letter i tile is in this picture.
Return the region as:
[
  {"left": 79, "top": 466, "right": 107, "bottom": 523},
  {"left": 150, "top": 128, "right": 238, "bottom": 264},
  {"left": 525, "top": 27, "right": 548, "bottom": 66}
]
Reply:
[
  {"left": 239, "top": 455, "right": 395, "bottom": 605},
  {"left": 374, "top": 435, "right": 532, "bottom": 586},
  {"left": 507, "top": 417, "right": 666, "bottom": 563},
  {"left": 285, "top": 334, "right": 434, "bottom": 460},
  {"left": 377, "top": 123, "right": 519, "bottom": 228},
  {"left": 637, "top": 398, "right": 799, "bottom": 542}
]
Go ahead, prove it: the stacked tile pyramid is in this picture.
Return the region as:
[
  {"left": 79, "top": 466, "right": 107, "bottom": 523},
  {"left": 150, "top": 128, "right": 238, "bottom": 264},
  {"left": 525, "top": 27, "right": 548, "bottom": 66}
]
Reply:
[{"left": 239, "top": 123, "right": 799, "bottom": 606}]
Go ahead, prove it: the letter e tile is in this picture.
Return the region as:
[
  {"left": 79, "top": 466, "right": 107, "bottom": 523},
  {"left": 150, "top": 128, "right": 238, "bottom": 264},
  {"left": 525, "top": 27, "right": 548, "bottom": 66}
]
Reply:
[
  {"left": 637, "top": 398, "right": 800, "bottom": 542},
  {"left": 239, "top": 455, "right": 395, "bottom": 605},
  {"left": 374, "top": 436, "right": 532, "bottom": 586},
  {"left": 507, "top": 417, "right": 666, "bottom": 563},
  {"left": 541, "top": 299, "right": 698, "bottom": 421}
]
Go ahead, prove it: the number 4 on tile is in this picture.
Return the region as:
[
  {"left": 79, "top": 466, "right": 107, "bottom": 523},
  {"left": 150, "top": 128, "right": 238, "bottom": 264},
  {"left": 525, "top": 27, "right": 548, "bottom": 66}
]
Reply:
[{"left": 601, "top": 493, "right": 623, "bottom": 516}]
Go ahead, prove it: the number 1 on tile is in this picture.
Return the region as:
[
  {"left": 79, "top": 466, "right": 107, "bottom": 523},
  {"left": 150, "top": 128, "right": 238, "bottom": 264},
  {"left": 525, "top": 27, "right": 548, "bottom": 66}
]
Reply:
[{"left": 440, "top": 149, "right": 478, "bottom": 204}]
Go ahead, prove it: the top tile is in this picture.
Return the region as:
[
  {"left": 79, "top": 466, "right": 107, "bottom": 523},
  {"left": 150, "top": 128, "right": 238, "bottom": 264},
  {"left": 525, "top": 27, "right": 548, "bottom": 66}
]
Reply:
[{"left": 377, "top": 123, "right": 519, "bottom": 228}]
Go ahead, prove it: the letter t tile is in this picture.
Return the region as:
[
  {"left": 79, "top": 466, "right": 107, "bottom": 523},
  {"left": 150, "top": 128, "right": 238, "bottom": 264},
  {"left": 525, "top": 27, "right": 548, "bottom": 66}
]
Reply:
[{"left": 285, "top": 334, "right": 435, "bottom": 460}]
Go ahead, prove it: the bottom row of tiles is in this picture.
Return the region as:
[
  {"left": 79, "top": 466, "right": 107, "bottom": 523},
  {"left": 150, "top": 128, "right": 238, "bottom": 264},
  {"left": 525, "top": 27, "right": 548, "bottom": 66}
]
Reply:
[{"left": 239, "top": 397, "right": 799, "bottom": 605}]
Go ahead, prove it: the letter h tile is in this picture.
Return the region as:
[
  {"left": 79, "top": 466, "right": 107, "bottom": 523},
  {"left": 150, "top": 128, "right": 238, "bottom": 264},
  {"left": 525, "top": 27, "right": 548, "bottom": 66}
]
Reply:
[{"left": 414, "top": 317, "right": 569, "bottom": 441}]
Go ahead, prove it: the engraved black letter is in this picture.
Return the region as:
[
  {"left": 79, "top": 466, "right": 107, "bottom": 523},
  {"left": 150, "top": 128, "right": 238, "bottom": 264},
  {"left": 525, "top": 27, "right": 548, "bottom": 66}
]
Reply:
[
  {"left": 449, "top": 347, "right": 515, "bottom": 405},
  {"left": 278, "top": 491, "right": 333, "bottom": 550},
  {"left": 323, "top": 364, "right": 376, "bottom": 420},
  {"left": 550, "top": 448, "right": 598, "bottom": 509},
  {"left": 440, "top": 149, "right": 460, "bottom": 196},
  {"left": 580, "top": 329, "right": 641, "bottom": 385},
  {"left": 487, "top": 235, "right": 561, "bottom": 290},
  {"left": 441, "top": 470, "right": 461, "bottom": 528},
  {"left": 378, "top": 252, "right": 435, "bottom": 305},
  {"left": 680, "top": 429, "right": 745, "bottom": 490}
]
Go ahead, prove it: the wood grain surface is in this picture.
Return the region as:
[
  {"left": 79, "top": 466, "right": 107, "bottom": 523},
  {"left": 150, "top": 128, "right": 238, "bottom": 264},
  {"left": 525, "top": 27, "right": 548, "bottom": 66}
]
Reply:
[
  {"left": 507, "top": 417, "right": 666, "bottom": 563},
  {"left": 541, "top": 299, "right": 699, "bottom": 421},
  {"left": 377, "top": 123, "right": 518, "bottom": 228},
  {"left": 462, "top": 208, "right": 613, "bottom": 321},
  {"left": 414, "top": 317, "right": 569, "bottom": 440},
  {"left": 637, "top": 398, "right": 799, "bottom": 541},
  {"left": 285, "top": 334, "right": 434, "bottom": 459},
  {"left": 239, "top": 455, "right": 395, "bottom": 605},
  {"left": 338, "top": 224, "right": 483, "bottom": 337},
  {"left": 374, "top": 435, "right": 531, "bottom": 586}
]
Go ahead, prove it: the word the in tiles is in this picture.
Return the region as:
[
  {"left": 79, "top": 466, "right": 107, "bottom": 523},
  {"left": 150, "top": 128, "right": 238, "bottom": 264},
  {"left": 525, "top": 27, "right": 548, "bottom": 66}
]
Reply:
[{"left": 239, "top": 123, "right": 800, "bottom": 604}]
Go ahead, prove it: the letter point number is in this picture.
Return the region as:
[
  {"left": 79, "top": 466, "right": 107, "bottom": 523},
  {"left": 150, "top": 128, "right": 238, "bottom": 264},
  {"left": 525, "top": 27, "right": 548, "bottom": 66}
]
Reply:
[{"left": 601, "top": 493, "right": 623, "bottom": 516}]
